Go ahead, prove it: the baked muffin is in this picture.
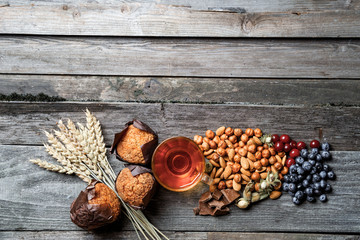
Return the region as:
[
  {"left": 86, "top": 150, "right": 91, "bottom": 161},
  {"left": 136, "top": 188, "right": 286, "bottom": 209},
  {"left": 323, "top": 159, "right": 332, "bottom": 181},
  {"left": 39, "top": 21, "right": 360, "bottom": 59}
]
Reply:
[
  {"left": 116, "top": 166, "right": 156, "bottom": 209},
  {"left": 111, "top": 119, "right": 158, "bottom": 165},
  {"left": 70, "top": 180, "right": 121, "bottom": 230}
]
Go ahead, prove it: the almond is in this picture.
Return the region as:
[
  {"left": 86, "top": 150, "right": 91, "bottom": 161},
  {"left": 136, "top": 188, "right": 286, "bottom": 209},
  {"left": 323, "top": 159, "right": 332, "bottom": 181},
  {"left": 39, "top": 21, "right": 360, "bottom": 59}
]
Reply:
[
  {"left": 241, "top": 157, "right": 250, "bottom": 170},
  {"left": 215, "top": 167, "right": 224, "bottom": 178},
  {"left": 247, "top": 158, "right": 255, "bottom": 171},
  {"left": 216, "top": 126, "right": 226, "bottom": 136},
  {"left": 228, "top": 174, "right": 235, "bottom": 180},
  {"left": 228, "top": 148, "right": 235, "bottom": 161},
  {"left": 260, "top": 172, "right": 268, "bottom": 179},
  {"left": 247, "top": 152, "right": 256, "bottom": 161},
  {"left": 275, "top": 155, "right": 281, "bottom": 163},
  {"left": 241, "top": 180, "right": 249, "bottom": 185},
  {"left": 223, "top": 165, "right": 232, "bottom": 179},
  {"left": 233, "top": 180, "right": 241, "bottom": 191},
  {"left": 253, "top": 136, "right": 262, "bottom": 145},
  {"left": 210, "top": 167, "right": 217, "bottom": 179},
  {"left": 240, "top": 168, "right": 251, "bottom": 177},
  {"left": 213, "top": 178, "right": 221, "bottom": 184},
  {"left": 204, "top": 149, "right": 214, "bottom": 156},
  {"left": 241, "top": 174, "right": 251, "bottom": 182},
  {"left": 219, "top": 157, "right": 226, "bottom": 168},
  {"left": 209, "top": 160, "right": 220, "bottom": 168},
  {"left": 270, "top": 190, "right": 282, "bottom": 200},
  {"left": 282, "top": 156, "right": 287, "bottom": 166},
  {"left": 271, "top": 165, "right": 278, "bottom": 173},
  {"left": 225, "top": 140, "right": 234, "bottom": 149}
]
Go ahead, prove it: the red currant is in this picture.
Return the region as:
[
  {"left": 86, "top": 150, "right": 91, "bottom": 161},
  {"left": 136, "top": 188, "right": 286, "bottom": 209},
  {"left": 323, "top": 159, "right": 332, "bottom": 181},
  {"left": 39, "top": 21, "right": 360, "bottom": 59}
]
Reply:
[
  {"left": 284, "top": 143, "right": 292, "bottom": 152},
  {"left": 297, "top": 141, "right": 306, "bottom": 150},
  {"left": 310, "top": 140, "right": 320, "bottom": 148},
  {"left": 271, "top": 134, "right": 280, "bottom": 143},
  {"left": 274, "top": 141, "right": 284, "bottom": 152},
  {"left": 290, "top": 140, "right": 297, "bottom": 149},
  {"left": 280, "top": 134, "right": 291, "bottom": 144},
  {"left": 289, "top": 149, "right": 300, "bottom": 158},
  {"left": 285, "top": 157, "right": 296, "bottom": 168}
]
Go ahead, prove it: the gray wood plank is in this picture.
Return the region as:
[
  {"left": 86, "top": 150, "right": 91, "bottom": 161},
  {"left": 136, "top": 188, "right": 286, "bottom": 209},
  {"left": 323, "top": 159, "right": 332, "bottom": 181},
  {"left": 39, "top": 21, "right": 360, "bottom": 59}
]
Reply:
[
  {"left": 0, "top": 1, "right": 359, "bottom": 37},
  {"left": 0, "top": 145, "right": 359, "bottom": 233},
  {"left": 2, "top": 75, "right": 360, "bottom": 105},
  {"left": 1, "top": 37, "right": 360, "bottom": 78},
  {"left": 0, "top": 102, "right": 359, "bottom": 150},
  {"left": 0, "top": 231, "right": 359, "bottom": 240}
]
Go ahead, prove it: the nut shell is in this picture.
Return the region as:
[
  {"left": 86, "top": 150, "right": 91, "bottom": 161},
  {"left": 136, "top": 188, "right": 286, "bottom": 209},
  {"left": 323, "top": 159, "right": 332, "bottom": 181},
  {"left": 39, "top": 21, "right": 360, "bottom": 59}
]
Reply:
[{"left": 70, "top": 180, "right": 121, "bottom": 230}]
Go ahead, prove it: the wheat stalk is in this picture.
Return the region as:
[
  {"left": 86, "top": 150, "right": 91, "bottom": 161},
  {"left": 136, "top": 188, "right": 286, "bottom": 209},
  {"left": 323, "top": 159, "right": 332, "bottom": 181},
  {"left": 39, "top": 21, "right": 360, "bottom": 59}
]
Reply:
[{"left": 29, "top": 109, "right": 168, "bottom": 240}]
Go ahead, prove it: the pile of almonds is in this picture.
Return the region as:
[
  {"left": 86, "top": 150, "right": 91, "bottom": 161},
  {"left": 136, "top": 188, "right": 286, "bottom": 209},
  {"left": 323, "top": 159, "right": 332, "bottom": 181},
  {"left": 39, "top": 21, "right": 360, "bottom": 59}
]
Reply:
[{"left": 194, "top": 127, "right": 289, "bottom": 193}]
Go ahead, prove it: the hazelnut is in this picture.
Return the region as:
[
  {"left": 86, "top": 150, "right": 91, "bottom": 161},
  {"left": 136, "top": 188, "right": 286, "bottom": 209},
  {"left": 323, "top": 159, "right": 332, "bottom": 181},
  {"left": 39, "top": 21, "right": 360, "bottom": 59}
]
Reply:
[
  {"left": 203, "top": 137, "right": 210, "bottom": 143},
  {"left": 216, "top": 148, "right": 226, "bottom": 157},
  {"left": 239, "top": 141, "right": 245, "bottom": 148},
  {"left": 269, "top": 156, "right": 277, "bottom": 165},
  {"left": 269, "top": 147, "right": 276, "bottom": 156},
  {"left": 213, "top": 135, "right": 220, "bottom": 144},
  {"left": 266, "top": 166, "right": 271, "bottom": 172},
  {"left": 227, "top": 161, "right": 234, "bottom": 167},
  {"left": 234, "top": 147, "right": 240, "bottom": 153},
  {"left": 274, "top": 162, "right": 283, "bottom": 171},
  {"left": 193, "top": 135, "right": 203, "bottom": 145},
  {"left": 255, "top": 151, "right": 262, "bottom": 160},
  {"left": 260, "top": 158, "right": 269, "bottom": 167},
  {"left": 202, "top": 142, "right": 209, "bottom": 151},
  {"left": 257, "top": 146, "right": 264, "bottom": 152},
  {"left": 216, "top": 126, "right": 226, "bottom": 136},
  {"left": 255, "top": 182, "right": 260, "bottom": 192},
  {"left": 239, "top": 148, "right": 247, "bottom": 157},
  {"left": 274, "top": 182, "right": 282, "bottom": 191},
  {"left": 254, "top": 128, "right": 262, "bottom": 138},
  {"left": 234, "top": 128, "right": 243, "bottom": 137},
  {"left": 248, "top": 144, "right": 256, "bottom": 154},
  {"left": 208, "top": 140, "right": 217, "bottom": 149},
  {"left": 278, "top": 173, "right": 284, "bottom": 181},
  {"left": 278, "top": 152, "right": 285, "bottom": 158},
  {"left": 254, "top": 161, "right": 262, "bottom": 170},
  {"left": 218, "top": 181, "right": 226, "bottom": 190},
  {"left": 262, "top": 149, "right": 270, "bottom": 158},
  {"left": 234, "top": 174, "right": 241, "bottom": 183},
  {"left": 232, "top": 163, "right": 241, "bottom": 173},
  {"left": 263, "top": 143, "right": 269, "bottom": 149},
  {"left": 205, "top": 130, "right": 215, "bottom": 139},
  {"left": 225, "top": 127, "right": 234, "bottom": 136},
  {"left": 251, "top": 172, "right": 260, "bottom": 182},
  {"left": 226, "top": 180, "right": 233, "bottom": 188},
  {"left": 218, "top": 140, "right": 227, "bottom": 149},
  {"left": 233, "top": 154, "right": 241, "bottom": 163},
  {"left": 281, "top": 166, "right": 289, "bottom": 175},
  {"left": 245, "top": 128, "right": 254, "bottom": 137},
  {"left": 220, "top": 134, "right": 228, "bottom": 140},
  {"left": 243, "top": 145, "right": 248, "bottom": 151},
  {"left": 228, "top": 135, "right": 237, "bottom": 144},
  {"left": 240, "top": 134, "right": 248, "bottom": 143}
]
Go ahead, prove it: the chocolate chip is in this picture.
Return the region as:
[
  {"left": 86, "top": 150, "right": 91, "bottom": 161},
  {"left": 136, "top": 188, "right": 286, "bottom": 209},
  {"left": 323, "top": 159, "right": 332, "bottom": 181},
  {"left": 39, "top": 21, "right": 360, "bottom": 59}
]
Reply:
[
  {"left": 221, "top": 189, "right": 240, "bottom": 204},
  {"left": 212, "top": 207, "right": 230, "bottom": 216},
  {"left": 199, "top": 191, "right": 213, "bottom": 203},
  {"left": 193, "top": 207, "right": 200, "bottom": 215},
  {"left": 212, "top": 189, "right": 223, "bottom": 200},
  {"left": 208, "top": 199, "right": 227, "bottom": 209},
  {"left": 198, "top": 202, "right": 213, "bottom": 216}
]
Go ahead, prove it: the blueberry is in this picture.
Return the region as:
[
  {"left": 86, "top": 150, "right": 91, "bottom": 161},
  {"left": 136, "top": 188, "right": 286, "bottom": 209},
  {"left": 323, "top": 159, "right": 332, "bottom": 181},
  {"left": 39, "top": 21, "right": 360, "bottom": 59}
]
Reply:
[
  {"left": 323, "top": 164, "right": 331, "bottom": 172},
  {"left": 316, "top": 154, "right": 323, "bottom": 162},
  {"left": 300, "top": 149, "right": 309, "bottom": 158},
  {"left": 320, "top": 180, "right": 327, "bottom": 189},
  {"left": 321, "top": 142, "right": 330, "bottom": 151},
  {"left": 288, "top": 191, "right": 295, "bottom": 197},
  {"left": 313, "top": 174, "right": 321, "bottom": 182},
  {"left": 319, "top": 171, "right": 327, "bottom": 179},
  {"left": 306, "top": 175, "right": 312, "bottom": 182},
  {"left": 309, "top": 159, "right": 316, "bottom": 166},
  {"left": 297, "top": 174, "right": 305, "bottom": 182},
  {"left": 306, "top": 196, "right": 316, "bottom": 202},
  {"left": 327, "top": 171, "right": 336, "bottom": 180},
  {"left": 296, "top": 156, "right": 305, "bottom": 165},
  {"left": 289, "top": 183, "right": 297, "bottom": 193},
  {"left": 325, "top": 183, "right": 332, "bottom": 193},
  {"left": 311, "top": 148, "right": 319, "bottom": 155},
  {"left": 290, "top": 174, "right": 299, "bottom": 183},
  {"left": 314, "top": 182, "right": 321, "bottom": 190},
  {"left": 315, "top": 162, "right": 323, "bottom": 172},
  {"left": 319, "top": 194, "right": 327, "bottom": 202},
  {"left": 290, "top": 165, "right": 297, "bottom": 174},
  {"left": 295, "top": 190, "right": 305, "bottom": 200},
  {"left": 283, "top": 182, "right": 289, "bottom": 192},
  {"left": 302, "top": 161, "right": 312, "bottom": 172},
  {"left": 283, "top": 175, "right": 290, "bottom": 183},
  {"left": 314, "top": 189, "right": 321, "bottom": 196},
  {"left": 310, "top": 167, "right": 317, "bottom": 175},
  {"left": 292, "top": 197, "right": 302, "bottom": 205},
  {"left": 321, "top": 151, "right": 331, "bottom": 160},
  {"left": 297, "top": 167, "right": 305, "bottom": 175},
  {"left": 305, "top": 187, "right": 314, "bottom": 196},
  {"left": 302, "top": 179, "right": 310, "bottom": 188},
  {"left": 297, "top": 183, "right": 304, "bottom": 190},
  {"left": 308, "top": 152, "right": 316, "bottom": 160}
]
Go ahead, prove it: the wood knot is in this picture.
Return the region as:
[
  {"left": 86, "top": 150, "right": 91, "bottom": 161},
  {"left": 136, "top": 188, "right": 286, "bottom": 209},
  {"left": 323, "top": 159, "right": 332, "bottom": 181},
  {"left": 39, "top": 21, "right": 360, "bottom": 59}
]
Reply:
[
  {"left": 72, "top": 10, "right": 81, "bottom": 18},
  {"left": 62, "top": 5, "right": 68, "bottom": 10},
  {"left": 241, "top": 16, "right": 255, "bottom": 34}
]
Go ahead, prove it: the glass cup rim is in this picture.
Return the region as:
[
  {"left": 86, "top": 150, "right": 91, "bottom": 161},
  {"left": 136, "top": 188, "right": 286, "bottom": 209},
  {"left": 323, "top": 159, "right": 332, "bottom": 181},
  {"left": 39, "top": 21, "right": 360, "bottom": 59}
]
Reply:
[{"left": 151, "top": 136, "right": 205, "bottom": 192}]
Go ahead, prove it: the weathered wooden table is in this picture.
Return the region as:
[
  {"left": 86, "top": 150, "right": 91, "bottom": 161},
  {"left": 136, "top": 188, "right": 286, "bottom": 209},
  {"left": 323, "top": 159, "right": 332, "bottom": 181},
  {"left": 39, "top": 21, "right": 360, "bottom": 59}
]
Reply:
[{"left": 1, "top": 1, "right": 360, "bottom": 239}]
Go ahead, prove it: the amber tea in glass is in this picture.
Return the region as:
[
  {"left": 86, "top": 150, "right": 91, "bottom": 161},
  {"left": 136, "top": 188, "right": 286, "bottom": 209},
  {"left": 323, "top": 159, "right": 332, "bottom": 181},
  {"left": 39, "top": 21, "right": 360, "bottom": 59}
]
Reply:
[{"left": 152, "top": 136, "right": 208, "bottom": 192}]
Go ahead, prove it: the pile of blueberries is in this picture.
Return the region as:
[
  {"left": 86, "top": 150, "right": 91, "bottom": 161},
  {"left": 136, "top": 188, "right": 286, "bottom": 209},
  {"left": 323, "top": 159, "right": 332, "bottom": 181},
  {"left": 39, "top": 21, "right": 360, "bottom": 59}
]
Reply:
[{"left": 282, "top": 140, "right": 336, "bottom": 205}]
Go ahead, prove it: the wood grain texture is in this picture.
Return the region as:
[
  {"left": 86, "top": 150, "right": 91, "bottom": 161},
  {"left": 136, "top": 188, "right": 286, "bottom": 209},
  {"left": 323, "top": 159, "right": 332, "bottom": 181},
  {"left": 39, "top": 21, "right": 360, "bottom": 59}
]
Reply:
[
  {"left": 0, "top": 102, "right": 359, "bottom": 150},
  {"left": 0, "top": 1, "right": 359, "bottom": 37},
  {"left": 1, "top": 231, "right": 359, "bottom": 240},
  {"left": 1, "top": 37, "right": 360, "bottom": 78},
  {"left": 0, "top": 145, "right": 359, "bottom": 232},
  {"left": 2, "top": 75, "right": 360, "bottom": 105}
]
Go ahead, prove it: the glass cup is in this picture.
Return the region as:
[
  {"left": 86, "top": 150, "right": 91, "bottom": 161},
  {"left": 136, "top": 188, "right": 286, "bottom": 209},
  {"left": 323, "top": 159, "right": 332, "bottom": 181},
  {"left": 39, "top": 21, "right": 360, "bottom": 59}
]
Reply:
[{"left": 152, "top": 136, "right": 212, "bottom": 192}]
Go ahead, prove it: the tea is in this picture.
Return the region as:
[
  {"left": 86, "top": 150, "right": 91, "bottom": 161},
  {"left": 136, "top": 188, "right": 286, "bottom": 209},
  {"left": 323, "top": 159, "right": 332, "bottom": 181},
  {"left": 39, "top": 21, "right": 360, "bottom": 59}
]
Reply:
[{"left": 152, "top": 137, "right": 205, "bottom": 192}]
